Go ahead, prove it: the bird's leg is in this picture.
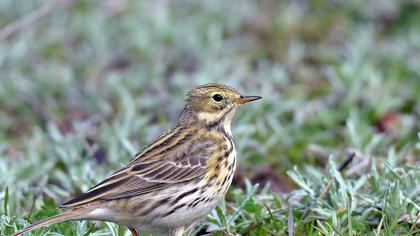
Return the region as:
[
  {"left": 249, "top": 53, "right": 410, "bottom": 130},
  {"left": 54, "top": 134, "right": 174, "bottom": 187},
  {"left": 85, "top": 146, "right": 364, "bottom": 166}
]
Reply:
[{"left": 129, "top": 228, "right": 139, "bottom": 236}]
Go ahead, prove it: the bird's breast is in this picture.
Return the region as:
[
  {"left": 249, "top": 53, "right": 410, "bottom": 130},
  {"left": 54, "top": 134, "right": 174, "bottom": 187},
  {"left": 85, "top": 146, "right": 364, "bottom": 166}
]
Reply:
[{"left": 203, "top": 135, "right": 236, "bottom": 197}]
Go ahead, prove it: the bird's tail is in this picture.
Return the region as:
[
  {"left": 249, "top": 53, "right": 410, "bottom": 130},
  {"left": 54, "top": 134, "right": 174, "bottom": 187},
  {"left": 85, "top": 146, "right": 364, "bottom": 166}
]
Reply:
[{"left": 11, "top": 208, "right": 89, "bottom": 236}]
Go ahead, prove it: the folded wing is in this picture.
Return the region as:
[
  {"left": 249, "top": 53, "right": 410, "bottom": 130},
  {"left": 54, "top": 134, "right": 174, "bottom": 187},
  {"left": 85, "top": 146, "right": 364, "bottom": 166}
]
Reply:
[{"left": 60, "top": 134, "right": 217, "bottom": 208}]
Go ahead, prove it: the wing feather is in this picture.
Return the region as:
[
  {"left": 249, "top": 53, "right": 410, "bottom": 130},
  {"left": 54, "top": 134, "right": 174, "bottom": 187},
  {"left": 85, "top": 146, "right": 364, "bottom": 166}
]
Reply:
[{"left": 60, "top": 131, "right": 218, "bottom": 208}]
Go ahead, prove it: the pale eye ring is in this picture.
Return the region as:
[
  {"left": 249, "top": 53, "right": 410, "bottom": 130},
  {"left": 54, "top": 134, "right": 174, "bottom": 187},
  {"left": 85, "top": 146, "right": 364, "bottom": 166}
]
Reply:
[{"left": 212, "top": 94, "right": 223, "bottom": 102}]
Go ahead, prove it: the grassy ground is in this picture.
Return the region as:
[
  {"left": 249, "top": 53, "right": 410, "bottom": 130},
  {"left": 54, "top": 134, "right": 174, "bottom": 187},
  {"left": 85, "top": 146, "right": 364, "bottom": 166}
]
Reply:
[{"left": 0, "top": 0, "right": 419, "bottom": 235}]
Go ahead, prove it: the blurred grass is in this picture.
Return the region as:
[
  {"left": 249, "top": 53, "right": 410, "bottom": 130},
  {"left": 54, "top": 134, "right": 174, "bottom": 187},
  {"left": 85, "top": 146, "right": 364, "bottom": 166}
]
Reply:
[{"left": 0, "top": 0, "right": 419, "bottom": 235}]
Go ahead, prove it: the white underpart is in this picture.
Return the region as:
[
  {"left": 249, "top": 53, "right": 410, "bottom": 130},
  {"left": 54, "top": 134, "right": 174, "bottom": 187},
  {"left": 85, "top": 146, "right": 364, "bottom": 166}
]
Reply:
[
  {"left": 156, "top": 185, "right": 221, "bottom": 227},
  {"left": 88, "top": 208, "right": 112, "bottom": 219}
]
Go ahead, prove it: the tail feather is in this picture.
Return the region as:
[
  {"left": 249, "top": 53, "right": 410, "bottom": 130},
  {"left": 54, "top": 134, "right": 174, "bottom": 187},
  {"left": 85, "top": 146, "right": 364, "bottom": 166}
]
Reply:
[{"left": 12, "top": 209, "right": 88, "bottom": 236}]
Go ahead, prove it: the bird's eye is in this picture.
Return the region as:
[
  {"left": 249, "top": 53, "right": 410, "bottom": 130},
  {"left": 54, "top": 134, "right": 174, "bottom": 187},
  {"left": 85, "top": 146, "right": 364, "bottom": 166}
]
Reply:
[{"left": 212, "top": 94, "right": 223, "bottom": 102}]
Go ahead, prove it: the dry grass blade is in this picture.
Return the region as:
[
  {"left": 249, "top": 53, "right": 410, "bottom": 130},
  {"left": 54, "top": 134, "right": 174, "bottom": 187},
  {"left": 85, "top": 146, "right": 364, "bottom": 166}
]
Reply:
[
  {"left": 0, "top": 0, "right": 73, "bottom": 40},
  {"left": 288, "top": 201, "right": 293, "bottom": 236}
]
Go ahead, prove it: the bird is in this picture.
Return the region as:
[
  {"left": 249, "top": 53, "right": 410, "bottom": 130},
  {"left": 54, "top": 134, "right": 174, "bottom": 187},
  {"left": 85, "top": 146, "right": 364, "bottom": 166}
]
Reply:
[{"left": 12, "top": 83, "right": 261, "bottom": 236}]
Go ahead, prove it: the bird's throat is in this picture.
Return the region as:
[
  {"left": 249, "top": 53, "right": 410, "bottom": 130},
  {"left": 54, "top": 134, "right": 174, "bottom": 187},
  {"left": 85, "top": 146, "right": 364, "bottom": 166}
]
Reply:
[{"left": 198, "top": 106, "right": 236, "bottom": 133}]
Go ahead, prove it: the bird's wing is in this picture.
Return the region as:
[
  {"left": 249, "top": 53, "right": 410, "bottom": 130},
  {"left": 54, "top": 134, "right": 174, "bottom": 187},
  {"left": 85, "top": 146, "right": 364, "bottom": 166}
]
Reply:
[{"left": 60, "top": 132, "right": 219, "bottom": 208}]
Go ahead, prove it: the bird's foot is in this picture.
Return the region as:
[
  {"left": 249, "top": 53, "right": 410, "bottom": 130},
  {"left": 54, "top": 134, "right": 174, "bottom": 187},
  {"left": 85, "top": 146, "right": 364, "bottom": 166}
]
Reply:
[{"left": 129, "top": 228, "right": 139, "bottom": 236}]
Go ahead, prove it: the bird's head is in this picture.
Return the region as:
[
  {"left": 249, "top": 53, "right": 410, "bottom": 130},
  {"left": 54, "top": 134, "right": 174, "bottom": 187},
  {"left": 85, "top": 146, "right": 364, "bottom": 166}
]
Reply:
[{"left": 180, "top": 83, "right": 261, "bottom": 128}]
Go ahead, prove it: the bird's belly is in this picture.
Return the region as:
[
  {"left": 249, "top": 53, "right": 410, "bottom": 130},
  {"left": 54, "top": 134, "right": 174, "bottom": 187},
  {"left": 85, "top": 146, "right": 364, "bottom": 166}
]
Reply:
[
  {"left": 113, "top": 197, "right": 221, "bottom": 235},
  {"left": 101, "top": 184, "right": 224, "bottom": 230},
  {"left": 157, "top": 196, "right": 221, "bottom": 227}
]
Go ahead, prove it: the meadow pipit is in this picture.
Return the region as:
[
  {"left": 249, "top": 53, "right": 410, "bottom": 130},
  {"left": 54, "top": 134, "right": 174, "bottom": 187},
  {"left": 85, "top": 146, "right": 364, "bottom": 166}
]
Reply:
[{"left": 12, "top": 83, "right": 261, "bottom": 236}]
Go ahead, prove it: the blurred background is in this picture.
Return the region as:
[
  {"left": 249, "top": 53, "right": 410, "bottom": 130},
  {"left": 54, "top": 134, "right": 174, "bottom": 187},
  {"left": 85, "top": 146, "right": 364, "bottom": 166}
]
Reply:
[{"left": 0, "top": 0, "right": 419, "bottom": 235}]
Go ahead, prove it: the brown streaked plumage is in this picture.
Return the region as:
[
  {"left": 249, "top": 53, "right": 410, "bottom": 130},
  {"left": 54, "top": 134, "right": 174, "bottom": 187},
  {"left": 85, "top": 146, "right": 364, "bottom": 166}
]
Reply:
[{"left": 12, "top": 83, "right": 261, "bottom": 236}]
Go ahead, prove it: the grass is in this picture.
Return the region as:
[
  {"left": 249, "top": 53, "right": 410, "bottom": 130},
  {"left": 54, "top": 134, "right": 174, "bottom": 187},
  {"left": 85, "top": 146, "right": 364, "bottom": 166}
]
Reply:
[{"left": 0, "top": 0, "right": 419, "bottom": 235}]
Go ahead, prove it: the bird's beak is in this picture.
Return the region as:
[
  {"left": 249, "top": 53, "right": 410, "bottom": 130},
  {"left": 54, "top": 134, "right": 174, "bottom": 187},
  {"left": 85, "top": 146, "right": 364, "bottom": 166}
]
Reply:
[{"left": 234, "top": 95, "right": 262, "bottom": 104}]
